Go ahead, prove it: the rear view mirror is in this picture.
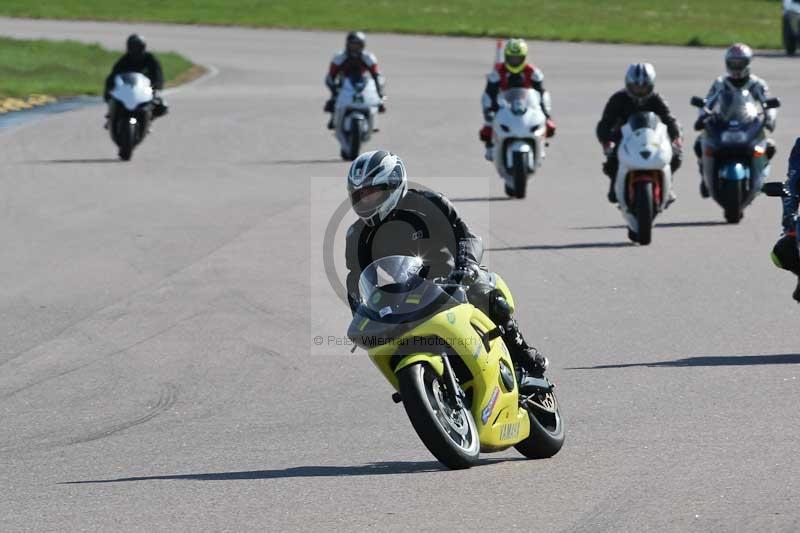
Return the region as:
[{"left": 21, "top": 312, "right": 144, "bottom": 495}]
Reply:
[
  {"left": 764, "top": 97, "right": 781, "bottom": 110},
  {"left": 762, "top": 182, "right": 789, "bottom": 197},
  {"left": 690, "top": 96, "right": 705, "bottom": 108}
]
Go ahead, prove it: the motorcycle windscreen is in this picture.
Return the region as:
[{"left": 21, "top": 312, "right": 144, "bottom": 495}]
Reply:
[
  {"left": 715, "top": 88, "right": 759, "bottom": 125},
  {"left": 627, "top": 111, "right": 661, "bottom": 131},
  {"left": 349, "top": 255, "right": 462, "bottom": 349},
  {"left": 501, "top": 88, "right": 538, "bottom": 114}
]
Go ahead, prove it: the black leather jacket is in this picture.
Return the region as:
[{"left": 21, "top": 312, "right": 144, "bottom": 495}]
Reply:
[{"left": 345, "top": 188, "right": 483, "bottom": 312}]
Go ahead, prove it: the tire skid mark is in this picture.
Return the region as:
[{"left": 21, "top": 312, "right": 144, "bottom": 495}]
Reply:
[
  {"left": 0, "top": 309, "right": 206, "bottom": 400},
  {"left": 66, "top": 383, "right": 178, "bottom": 446}
]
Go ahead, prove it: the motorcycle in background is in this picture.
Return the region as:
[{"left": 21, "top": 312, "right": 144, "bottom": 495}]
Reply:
[
  {"left": 614, "top": 112, "right": 674, "bottom": 245},
  {"left": 334, "top": 72, "right": 382, "bottom": 161},
  {"left": 490, "top": 88, "right": 548, "bottom": 199},
  {"left": 691, "top": 90, "right": 780, "bottom": 223}
]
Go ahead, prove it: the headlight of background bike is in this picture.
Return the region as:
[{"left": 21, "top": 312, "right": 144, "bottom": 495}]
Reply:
[{"left": 721, "top": 131, "right": 747, "bottom": 143}]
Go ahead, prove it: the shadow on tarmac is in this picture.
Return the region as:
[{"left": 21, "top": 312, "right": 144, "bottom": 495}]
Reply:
[
  {"left": 450, "top": 196, "right": 513, "bottom": 202},
  {"left": 487, "top": 241, "right": 634, "bottom": 251},
  {"left": 61, "top": 458, "right": 527, "bottom": 484},
  {"left": 568, "top": 353, "right": 800, "bottom": 370},
  {"left": 29, "top": 158, "right": 120, "bottom": 164},
  {"left": 572, "top": 220, "right": 728, "bottom": 230}
]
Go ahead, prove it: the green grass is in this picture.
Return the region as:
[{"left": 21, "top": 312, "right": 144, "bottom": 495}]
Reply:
[
  {"left": 0, "top": 1, "right": 787, "bottom": 48},
  {"left": 0, "top": 37, "right": 194, "bottom": 98}
]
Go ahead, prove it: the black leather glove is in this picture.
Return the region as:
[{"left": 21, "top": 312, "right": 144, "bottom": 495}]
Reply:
[{"left": 447, "top": 264, "right": 480, "bottom": 285}]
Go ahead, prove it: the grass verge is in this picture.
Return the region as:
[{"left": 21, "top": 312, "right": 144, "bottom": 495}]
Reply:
[
  {"left": 0, "top": 37, "right": 195, "bottom": 99},
  {"left": 0, "top": 1, "right": 787, "bottom": 49}
]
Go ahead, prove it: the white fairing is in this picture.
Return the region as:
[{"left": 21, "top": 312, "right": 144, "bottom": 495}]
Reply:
[
  {"left": 334, "top": 76, "right": 381, "bottom": 149},
  {"left": 491, "top": 88, "right": 547, "bottom": 189},
  {"left": 616, "top": 117, "right": 673, "bottom": 234},
  {"left": 110, "top": 72, "right": 154, "bottom": 112},
  {"left": 785, "top": 0, "right": 800, "bottom": 15}
]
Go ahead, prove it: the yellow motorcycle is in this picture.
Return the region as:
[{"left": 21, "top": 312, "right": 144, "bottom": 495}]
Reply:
[{"left": 347, "top": 255, "right": 564, "bottom": 469}]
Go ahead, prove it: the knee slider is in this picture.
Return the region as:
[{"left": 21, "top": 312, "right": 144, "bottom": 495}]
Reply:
[
  {"left": 772, "top": 234, "right": 800, "bottom": 275},
  {"left": 489, "top": 291, "right": 513, "bottom": 323}
]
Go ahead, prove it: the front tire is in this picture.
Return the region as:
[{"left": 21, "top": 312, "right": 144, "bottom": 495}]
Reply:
[
  {"left": 511, "top": 151, "right": 528, "bottom": 199},
  {"left": 347, "top": 119, "right": 362, "bottom": 161},
  {"left": 118, "top": 120, "right": 135, "bottom": 161},
  {"left": 720, "top": 180, "right": 744, "bottom": 224},
  {"left": 784, "top": 16, "right": 797, "bottom": 56},
  {"left": 397, "top": 362, "right": 480, "bottom": 469},
  {"left": 514, "top": 387, "right": 565, "bottom": 459},
  {"left": 633, "top": 181, "right": 654, "bottom": 245}
]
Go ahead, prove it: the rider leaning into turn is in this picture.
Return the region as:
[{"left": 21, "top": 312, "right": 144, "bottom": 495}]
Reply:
[
  {"left": 325, "top": 31, "right": 386, "bottom": 130},
  {"left": 693, "top": 43, "right": 777, "bottom": 198},
  {"left": 771, "top": 138, "right": 800, "bottom": 301},
  {"left": 103, "top": 34, "right": 167, "bottom": 125},
  {"left": 596, "top": 63, "right": 683, "bottom": 203},
  {"left": 344, "top": 150, "right": 549, "bottom": 383},
  {"left": 479, "top": 38, "right": 556, "bottom": 162}
]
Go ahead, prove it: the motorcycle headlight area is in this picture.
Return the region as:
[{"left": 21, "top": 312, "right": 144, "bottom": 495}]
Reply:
[{"left": 721, "top": 130, "right": 748, "bottom": 143}]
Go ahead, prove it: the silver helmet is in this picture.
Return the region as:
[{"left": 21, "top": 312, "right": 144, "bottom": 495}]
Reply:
[
  {"left": 625, "top": 63, "right": 656, "bottom": 104},
  {"left": 725, "top": 43, "right": 752, "bottom": 80},
  {"left": 347, "top": 150, "right": 408, "bottom": 227}
]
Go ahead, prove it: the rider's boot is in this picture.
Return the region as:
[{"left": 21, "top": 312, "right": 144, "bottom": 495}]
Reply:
[
  {"left": 484, "top": 144, "right": 494, "bottom": 162},
  {"left": 490, "top": 294, "right": 549, "bottom": 383},
  {"left": 766, "top": 139, "right": 777, "bottom": 161},
  {"left": 607, "top": 176, "right": 617, "bottom": 203}
]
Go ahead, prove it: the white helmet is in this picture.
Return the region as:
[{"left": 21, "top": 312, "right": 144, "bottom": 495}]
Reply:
[
  {"left": 625, "top": 62, "right": 656, "bottom": 104},
  {"left": 347, "top": 150, "right": 408, "bottom": 227}
]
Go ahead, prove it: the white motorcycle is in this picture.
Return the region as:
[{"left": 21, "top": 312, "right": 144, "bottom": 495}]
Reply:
[
  {"left": 108, "top": 72, "right": 155, "bottom": 161},
  {"left": 334, "top": 73, "right": 382, "bottom": 161},
  {"left": 614, "top": 112, "right": 674, "bottom": 245},
  {"left": 491, "top": 88, "right": 548, "bottom": 199}
]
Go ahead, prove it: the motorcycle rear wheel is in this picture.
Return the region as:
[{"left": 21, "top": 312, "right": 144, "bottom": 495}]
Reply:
[{"left": 397, "top": 362, "right": 480, "bottom": 469}]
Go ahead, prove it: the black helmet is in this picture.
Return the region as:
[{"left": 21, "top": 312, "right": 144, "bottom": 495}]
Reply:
[
  {"left": 346, "top": 31, "right": 366, "bottom": 57},
  {"left": 126, "top": 34, "right": 146, "bottom": 58},
  {"left": 347, "top": 150, "right": 407, "bottom": 227}
]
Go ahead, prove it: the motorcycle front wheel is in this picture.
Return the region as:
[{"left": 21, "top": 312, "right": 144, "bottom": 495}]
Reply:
[
  {"left": 515, "top": 386, "right": 565, "bottom": 459},
  {"left": 397, "top": 362, "right": 480, "bottom": 469},
  {"left": 634, "top": 181, "right": 654, "bottom": 245},
  {"left": 512, "top": 151, "right": 528, "bottom": 199},
  {"left": 720, "top": 180, "right": 744, "bottom": 224}
]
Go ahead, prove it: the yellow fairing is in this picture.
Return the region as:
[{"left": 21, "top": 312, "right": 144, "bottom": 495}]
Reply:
[
  {"left": 367, "top": 299, "right": 530, "bottom": 450},
  {"left": 493, "top": 273, "right": 515, "bottom": 313}
]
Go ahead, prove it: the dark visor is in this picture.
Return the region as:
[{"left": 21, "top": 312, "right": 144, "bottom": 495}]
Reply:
[
  {"left": 351, "top": 186, "right": 391, "bottom": 217},
  {"left": 506, "top": 55, "right": 525, "bottom": 67}
]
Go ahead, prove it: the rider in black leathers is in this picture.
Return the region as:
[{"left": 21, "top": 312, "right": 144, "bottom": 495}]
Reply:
[
  {"left": 597, "top": 63, "right": 682, "bottom": 203},
  {"left": 104, "top": 34, "right": 168, "bottom": 122},
  {"left": 345, "top": 150, "right": 548, "bottom": 380}
]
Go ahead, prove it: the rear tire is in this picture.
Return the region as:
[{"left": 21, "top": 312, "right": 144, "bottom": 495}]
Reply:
[
  {"left": 512, "top": 151, "right": 528, "bottom": 199},
  {"left": 784, "top": 16, "right": 797, "bottom": 56},
  {"left": 514, "top": 388, "right": 565, "bottom": 459},
  {"left": 397, "top": 362, "right": 480, "bottom": 469},
  {"left": 633, "top": 181, "right": 654, "bottom": 245},
  {"left": 721, "top": 180, "right": 744, "bottom": 224}
]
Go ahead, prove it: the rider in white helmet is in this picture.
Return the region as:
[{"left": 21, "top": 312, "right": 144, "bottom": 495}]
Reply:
[
  {"left": 345, "top": 150, "right": 549, "bottom": 382},
  {"left": 693, "top": 43, "right": 778, "bottom": 197}
]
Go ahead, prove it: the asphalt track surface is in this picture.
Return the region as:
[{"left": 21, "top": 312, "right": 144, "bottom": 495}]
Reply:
[{"left": 1, "top": 18, "right": 799, "bottom": 532}]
